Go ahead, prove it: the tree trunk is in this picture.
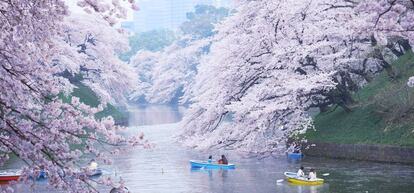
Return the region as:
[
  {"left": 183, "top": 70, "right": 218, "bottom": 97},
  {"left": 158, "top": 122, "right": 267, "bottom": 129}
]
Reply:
[{"left": 398, "top": 39, "right": 412, "bottom": 52}]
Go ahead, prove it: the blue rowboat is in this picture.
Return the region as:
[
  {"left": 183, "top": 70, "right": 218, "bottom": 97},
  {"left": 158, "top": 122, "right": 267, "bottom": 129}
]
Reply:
[
  {"left": 287, "top": 153, "right": 304, "bottom": 160},
  {"left": 190, "top": 160, "right": 235, "bottom": 169}
]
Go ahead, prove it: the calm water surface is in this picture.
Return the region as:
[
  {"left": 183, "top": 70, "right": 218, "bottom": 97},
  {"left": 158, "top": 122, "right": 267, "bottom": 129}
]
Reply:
[{"left": 6, "top": 105, "right": 414, "bottom": 193}]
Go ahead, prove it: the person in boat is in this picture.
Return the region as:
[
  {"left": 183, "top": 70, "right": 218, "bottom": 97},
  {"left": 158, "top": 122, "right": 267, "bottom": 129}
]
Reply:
[
  {"left": 286, "top": 142, "right": 295, "bottom": 153},
  {"left": 293, "top": 142, "right": 301, "bottom": 153},
  {"left": 297, "top": 166, "right": 305, "bottom": 177},
  {"left": 88, "top": 159, "right": 98, "bottom": 171},
  {"left": 308, "top": 168, "right": 317, "bottom": 180},
  {"left": 287, "top": 142, "right": 301, "bottom": 153},
  {"left": 39, "top": 165, "right": 46, "bottom": 179},
  {"left": 218, "top": 155, "right": 228, "bottom": 165},
  {"left": 208, "top": 155, "right": 213, "bottom": 163}
]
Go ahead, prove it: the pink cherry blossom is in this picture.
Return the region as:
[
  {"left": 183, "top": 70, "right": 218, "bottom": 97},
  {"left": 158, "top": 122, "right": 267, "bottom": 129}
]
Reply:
[{"left": 1, "top": 0, "right": 141, "bottom": 192}]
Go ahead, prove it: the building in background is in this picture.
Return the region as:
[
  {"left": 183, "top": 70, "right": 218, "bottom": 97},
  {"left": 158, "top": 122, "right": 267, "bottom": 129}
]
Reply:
[{"left": 122, "top": 0, "right": 232, "bottom": 33}]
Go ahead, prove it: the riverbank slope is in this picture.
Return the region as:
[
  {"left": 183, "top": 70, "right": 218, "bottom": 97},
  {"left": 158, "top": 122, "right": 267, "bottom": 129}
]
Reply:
[
  {"left": 61, "top": 81, "right": 129, "bottom": 125},
  {"left": 305, "top": 51, "right": 414, "bottom": 163}
]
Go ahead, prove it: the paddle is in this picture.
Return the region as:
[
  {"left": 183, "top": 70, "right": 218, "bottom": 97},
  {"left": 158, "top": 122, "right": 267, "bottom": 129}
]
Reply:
[{"left": 322, "top": 173, "right": 330, "bottom": 176}]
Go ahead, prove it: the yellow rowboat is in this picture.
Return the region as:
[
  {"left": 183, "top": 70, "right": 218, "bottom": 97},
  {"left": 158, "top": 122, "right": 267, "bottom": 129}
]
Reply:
[{"left": 284, "top": 172, "right": 324, "bottom": 185}]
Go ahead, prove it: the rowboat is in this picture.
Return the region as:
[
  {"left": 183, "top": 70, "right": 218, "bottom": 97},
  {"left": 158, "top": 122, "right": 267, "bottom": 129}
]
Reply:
[
  {"left": 287, "top": 152, "right": 304, "bottom": 160},
  {"left": 284, "top": 172, "right": 324, "bottom": 185},
  {"left": 189, "top": 160, "right": 235, "bottom": 169},
  {"left": 0, "top": 170, "right": 21, "bottom": 181},
  {"left": 73, "top": 168, "right": 103, "bottom": 179},
  {"left": 88, "top": 169, "right": 102, "bottom": 177}
]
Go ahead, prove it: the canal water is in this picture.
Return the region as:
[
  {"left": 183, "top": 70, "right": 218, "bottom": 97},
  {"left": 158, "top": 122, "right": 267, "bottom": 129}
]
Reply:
[{"left": 6, "top": 105, "right": 414, "bottom": 192}]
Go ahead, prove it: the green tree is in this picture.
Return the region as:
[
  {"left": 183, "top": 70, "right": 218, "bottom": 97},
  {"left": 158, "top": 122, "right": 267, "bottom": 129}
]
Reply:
[
  {"left": 120, "top": 29, "right": 176, "bottom": 61},
  {"left": 180, "top": 5, "right": 230, "bottom": 39}
]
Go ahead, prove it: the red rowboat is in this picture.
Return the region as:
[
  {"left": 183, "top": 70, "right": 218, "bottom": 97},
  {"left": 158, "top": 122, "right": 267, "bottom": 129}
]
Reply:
[{"left": 0, "top": 170, "right": 21, "bottom": 181}]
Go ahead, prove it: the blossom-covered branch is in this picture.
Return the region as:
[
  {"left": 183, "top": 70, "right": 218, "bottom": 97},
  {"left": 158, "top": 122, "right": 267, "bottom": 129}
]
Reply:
[{"left": 0, "top": 0, "right": 140, "bottom": 192}]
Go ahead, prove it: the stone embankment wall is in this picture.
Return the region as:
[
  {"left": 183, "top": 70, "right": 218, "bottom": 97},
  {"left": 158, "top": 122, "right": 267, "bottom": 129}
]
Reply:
[{"left": 303, "top": 142, "right": 414, "bottom": 164}]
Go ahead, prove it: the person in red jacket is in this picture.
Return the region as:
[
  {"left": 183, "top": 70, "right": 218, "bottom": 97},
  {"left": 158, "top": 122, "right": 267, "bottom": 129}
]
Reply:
[{"left": 218, "top": 155, "right": 228, "bottom": 165}]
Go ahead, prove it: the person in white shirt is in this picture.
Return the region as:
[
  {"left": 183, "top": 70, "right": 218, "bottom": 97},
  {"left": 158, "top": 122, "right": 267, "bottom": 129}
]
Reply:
[
  {"left": 308, "top": 168, "right": 317, "bottom": 180},
  {"left": 297, "top": 166, "right": 305, "bottom": 177},
  {"left": 286, "top": 142, "right": 296, "bottom": 153},
  {"left": 88, "top": 159, "right": 98, "bottom": 171}
]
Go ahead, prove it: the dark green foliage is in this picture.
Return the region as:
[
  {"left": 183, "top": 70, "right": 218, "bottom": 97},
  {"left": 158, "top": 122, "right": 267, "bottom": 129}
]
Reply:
[{"left": 60, "top": 80, "right": 128, "bottom": 125}]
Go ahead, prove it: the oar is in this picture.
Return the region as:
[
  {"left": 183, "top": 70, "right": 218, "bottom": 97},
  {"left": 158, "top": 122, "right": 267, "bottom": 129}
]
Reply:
[
  {"left": 322, "top": 173, "right": 330, "bottom": 176},
  {"left": 276, "top": 179, "right": 284, "bottom": 183}
]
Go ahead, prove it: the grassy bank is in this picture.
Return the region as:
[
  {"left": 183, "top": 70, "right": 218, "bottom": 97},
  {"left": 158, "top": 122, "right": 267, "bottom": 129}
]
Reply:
[
  {"left": 306, "top": 51, "right": 414, "bottom": 146},
  {"left": 61, "top": 82, "right": 129, "bottom": 125}
]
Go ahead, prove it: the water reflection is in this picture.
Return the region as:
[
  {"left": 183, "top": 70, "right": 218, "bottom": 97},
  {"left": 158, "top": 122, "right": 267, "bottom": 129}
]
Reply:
[
  {"left": 190, "top": 168, "right": 230, "bottom": 179},
  {"left": 277, "top": 183, "right": 330, "bottom": 193},
  {"left": 128, "top": 105, "right": 185, "bottom": 126}
]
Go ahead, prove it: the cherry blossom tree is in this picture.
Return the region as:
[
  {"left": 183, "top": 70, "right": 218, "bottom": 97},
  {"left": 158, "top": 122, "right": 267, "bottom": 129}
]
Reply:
[
  {"left": 128, "top": 50, "right": 160, "bottom": 103},
  {"left": 355, "top": 0, "right": 414, "bottom": 86},
  {"left": 129, "top": 5, "right": 230, "bottom": 105},
  {"left": 130, "top": 38, "right": 210, "bottom": 104},
  {"left": 178, "top": 0, "right": 394, "bottom": 155},
  {"left": 178, "top": 0, "right": 414, "bottom": 155},
  {"left": 62, "top": 12, "right": 138, "bottom": 105},
  {"left": 0, "top": 0, "right": 141, "bottom": 192},
  {"left": 357, "top": 0, "right": 414, "bottom": 44}
]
